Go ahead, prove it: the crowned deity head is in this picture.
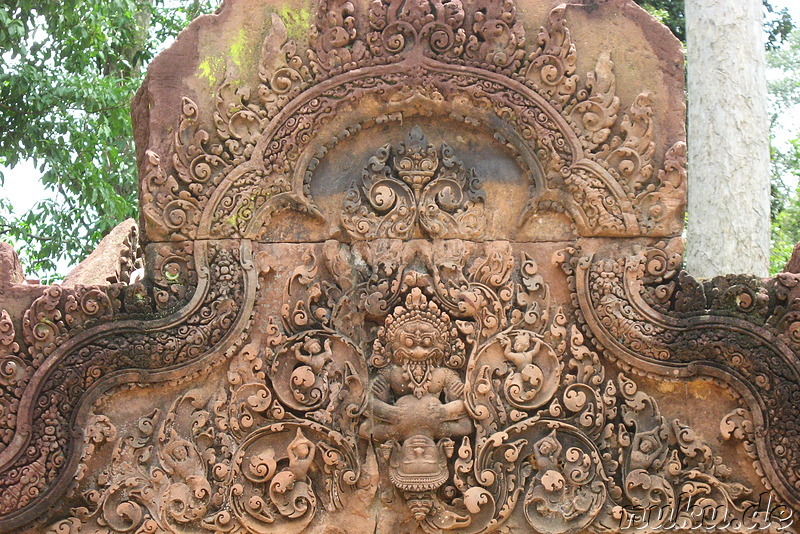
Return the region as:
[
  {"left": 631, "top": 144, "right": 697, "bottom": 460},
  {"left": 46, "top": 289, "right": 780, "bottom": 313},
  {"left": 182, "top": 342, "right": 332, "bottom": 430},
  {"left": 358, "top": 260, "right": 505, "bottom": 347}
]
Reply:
[{"left": 371, "top": 288, "right": 465, "bottom": 378}]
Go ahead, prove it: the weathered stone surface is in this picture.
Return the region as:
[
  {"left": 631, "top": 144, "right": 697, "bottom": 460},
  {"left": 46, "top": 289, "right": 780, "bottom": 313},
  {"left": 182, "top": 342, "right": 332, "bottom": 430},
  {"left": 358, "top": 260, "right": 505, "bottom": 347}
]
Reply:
[
  {"left": 786, "top": 242, "right": 800, "bottom": 274},
  {"left": 134, "top": 0, "right": 686, "bottom": 244},
  {"left": 0, "top": 242, "right": 25, "bottom": 287},
  {"left": 0, "top": 0, "right": 798, "bottom": 533},
  {"left": 61, "top": 218, "right": 142, "bottom": 287}
]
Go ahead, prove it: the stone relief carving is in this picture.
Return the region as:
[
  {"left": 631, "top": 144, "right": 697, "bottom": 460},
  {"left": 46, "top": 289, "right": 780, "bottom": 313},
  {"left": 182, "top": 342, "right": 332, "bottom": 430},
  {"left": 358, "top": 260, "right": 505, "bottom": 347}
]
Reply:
[
  {"left": 0, "top": 242, "right": 258, "bottom": 530},
  {"left": 560, "top": 242, "right": 800, "bottom": 514},
  {"left": 1, "top": 0, "right": 799, "bottom": 531},
  {"left": 41, "top": 242, "right": 763, "bottom": 533},
  {"left": 138, "top": 0, "right": 684, "bottom": 243},
  {"left": 342, "top": 126, "right": 485, "bottom": 239}
]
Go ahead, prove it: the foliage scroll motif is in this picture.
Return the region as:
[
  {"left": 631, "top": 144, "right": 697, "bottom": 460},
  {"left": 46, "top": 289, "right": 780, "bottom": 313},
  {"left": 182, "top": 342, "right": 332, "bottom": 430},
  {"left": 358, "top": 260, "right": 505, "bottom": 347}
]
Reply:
[
  {"left": 140, "top": 0, "right": 686, "bottom": 244},
  {"left": 42, "top": 241, "right": 764, "bottom": 533},
  {"left": 559, "top": 242, "right": 800, "bottom": 511},
  {"left": 0, "top": 243, "right": 257, "bottom": 531},
  {"left": 7, "top": 0, "right": 798, "bottom": 531},
  {"left": 342, "top": 126, "right": 485, "bottom": 240}
]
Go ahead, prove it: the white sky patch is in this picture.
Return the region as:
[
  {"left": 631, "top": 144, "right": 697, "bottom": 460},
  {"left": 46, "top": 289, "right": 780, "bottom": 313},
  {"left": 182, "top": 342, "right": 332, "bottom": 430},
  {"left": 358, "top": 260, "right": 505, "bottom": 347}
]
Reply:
[
  {"left": 0, "top": 160, "right": 46, "bottom": 215},
  {"left": 768, "top": 0, "right": 800, "bottom": 190}
]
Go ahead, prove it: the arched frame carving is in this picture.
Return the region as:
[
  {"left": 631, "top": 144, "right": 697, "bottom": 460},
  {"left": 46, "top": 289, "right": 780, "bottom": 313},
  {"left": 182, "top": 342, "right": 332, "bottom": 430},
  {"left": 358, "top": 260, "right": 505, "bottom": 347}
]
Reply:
[{"left": 140, "top": 1, "right": 685, "bottom": 245}]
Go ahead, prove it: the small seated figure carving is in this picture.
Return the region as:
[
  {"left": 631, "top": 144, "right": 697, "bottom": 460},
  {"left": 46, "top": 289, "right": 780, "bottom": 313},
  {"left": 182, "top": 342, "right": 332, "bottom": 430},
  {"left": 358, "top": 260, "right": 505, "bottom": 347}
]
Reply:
[
  {"left": 293, "top": 337, "right": 333, "bottom": 374},
  {"left": 269, "top": 428, "right": 317, "bottom": 519},
  {"left": 495, "top": 330, "right": 563, "bottom": 408},
  {"left": 289, "top": 337, "right": 334, "bottom": 406}
]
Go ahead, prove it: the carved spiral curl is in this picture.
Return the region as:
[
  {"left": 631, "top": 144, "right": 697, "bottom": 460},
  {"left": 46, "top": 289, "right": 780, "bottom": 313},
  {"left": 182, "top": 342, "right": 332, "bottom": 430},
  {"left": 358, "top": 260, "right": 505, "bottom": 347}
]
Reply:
[{"left": 382, "top": 21, "right": 416, "bottom": 53}]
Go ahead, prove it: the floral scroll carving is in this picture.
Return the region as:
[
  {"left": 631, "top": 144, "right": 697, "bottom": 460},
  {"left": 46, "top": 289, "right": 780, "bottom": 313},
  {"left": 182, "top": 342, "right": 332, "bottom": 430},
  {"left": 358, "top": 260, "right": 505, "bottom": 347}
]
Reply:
[
  {"left": 560, "top": 242, "right": 800, "bottom": 513},
  {"left": 40, "top": 241, "right": 770, "bottom": 533},
  {"left": 138, "top": 0, "right": 685, "bottom": 244},
  {"left": 0, "top": 243, "right": 258, "bottom": 531},
  {"left": 342, "top": 127, "right": 485, "bottom": 240},
  {"left": 2, "top": 0, "right": 800, "bottom": 531}
]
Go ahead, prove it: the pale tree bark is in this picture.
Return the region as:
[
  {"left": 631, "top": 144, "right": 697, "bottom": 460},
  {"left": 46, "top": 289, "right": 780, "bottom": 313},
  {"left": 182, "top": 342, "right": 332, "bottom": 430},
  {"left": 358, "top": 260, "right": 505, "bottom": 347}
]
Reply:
[{"left": 685, "top": 0, "right": 771, "bottom": 278}]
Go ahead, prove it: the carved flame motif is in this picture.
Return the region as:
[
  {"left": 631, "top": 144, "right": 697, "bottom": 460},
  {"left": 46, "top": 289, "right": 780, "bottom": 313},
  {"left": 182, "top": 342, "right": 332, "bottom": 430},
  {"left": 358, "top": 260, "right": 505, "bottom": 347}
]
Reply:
[
  {"left": 366, "top": 0, "right": 468, "bottom": 60},
  {"left": 342, "top": 127, "right": 485, "bottom": 240}
]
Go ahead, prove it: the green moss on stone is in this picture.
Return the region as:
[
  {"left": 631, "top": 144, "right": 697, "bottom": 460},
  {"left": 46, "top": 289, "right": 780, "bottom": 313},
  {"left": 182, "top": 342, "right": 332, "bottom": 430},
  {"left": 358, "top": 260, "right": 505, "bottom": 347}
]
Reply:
[
  {"left": 275, "top": 4, "right": 312, "bottom": 42},
  {"left": 230, "top": 28, "right": 249, "bottom": 67},
  {"left": 198, "top": 56, "right": 225, "bottom": 88}
]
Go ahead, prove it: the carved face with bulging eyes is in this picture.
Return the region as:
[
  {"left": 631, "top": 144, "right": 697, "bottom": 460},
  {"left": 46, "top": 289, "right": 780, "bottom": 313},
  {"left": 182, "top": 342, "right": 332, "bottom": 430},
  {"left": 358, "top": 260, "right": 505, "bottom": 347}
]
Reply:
[{"left": 391, "top": 319, "right": 445, "bottom": 363}]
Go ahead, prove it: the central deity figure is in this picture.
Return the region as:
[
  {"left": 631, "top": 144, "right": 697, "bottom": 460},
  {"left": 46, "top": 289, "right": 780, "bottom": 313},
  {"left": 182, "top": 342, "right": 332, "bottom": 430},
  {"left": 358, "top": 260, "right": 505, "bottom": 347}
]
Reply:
[{"left": 359, "top": 288, "right": 472, "bottom": 519}]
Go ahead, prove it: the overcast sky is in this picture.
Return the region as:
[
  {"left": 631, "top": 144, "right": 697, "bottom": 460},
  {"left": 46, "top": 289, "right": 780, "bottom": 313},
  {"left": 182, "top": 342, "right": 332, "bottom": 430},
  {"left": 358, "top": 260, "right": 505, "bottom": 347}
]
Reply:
[{"left": 2, "top": 0, "right": 800, "bottom": 275}]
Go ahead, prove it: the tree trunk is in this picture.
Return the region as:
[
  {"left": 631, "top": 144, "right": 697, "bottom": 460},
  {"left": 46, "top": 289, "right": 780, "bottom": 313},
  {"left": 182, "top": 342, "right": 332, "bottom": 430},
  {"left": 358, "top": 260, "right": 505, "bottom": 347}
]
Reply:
[{"left": 685, "top": 0, "right": 771, "bottom": 278}]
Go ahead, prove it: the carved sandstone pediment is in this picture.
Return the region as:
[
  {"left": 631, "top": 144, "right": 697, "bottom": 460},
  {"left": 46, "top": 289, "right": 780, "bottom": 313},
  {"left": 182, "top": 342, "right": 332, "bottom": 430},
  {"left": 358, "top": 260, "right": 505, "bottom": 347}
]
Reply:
[{"left": 0, "top": 0, "right": 798, "bottom": 533}]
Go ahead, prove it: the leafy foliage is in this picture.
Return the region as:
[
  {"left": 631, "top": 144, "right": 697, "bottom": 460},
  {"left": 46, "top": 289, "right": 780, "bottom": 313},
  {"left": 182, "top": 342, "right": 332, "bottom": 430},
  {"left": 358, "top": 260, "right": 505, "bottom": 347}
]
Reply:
[
  {"left": 771, "top": 138, "right": 800, "bottom": 273},
  {"left": 0, "top": 0, "right": 217, "bottom": 278},
  {"left": 769, "top": 29, "right": 800, "bottom": 273},
  {"left": 634, "top": 0, "right": 793, "bottom": 49},
  {"left": 634, "top": 0, "right": 686, "bottom": 42},
  {"left": 769, "top": 27, "right": 800, "bottom": 115}
]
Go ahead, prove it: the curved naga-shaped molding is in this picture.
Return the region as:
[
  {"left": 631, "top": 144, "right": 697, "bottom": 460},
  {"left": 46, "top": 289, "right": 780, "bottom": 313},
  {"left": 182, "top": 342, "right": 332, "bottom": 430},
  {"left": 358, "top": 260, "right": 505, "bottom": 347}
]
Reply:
[
  {"left": 42, "top": 241, "right": 762, "bottom": 533},
  {"left": 140, "top": 1, "right": 686, "bottom": 243},
  {"left": 559, "top": 243, "right": 800, "bottom": 510},
  {"left": 0, "top": 242, "right": 259, "bottom": 530}
]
